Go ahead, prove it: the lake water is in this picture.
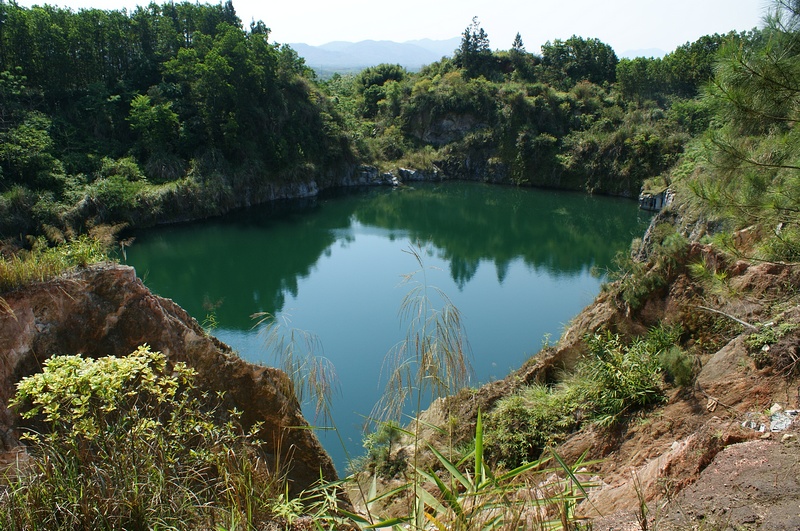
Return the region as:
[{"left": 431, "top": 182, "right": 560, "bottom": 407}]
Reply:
[{"left": 125, "top": 182, "right": 650, "bottom": 473}]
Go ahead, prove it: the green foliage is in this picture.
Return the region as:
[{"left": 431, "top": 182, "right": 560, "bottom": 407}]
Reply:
[
  {"left": 758, "top": 224, "right": 800, "bottom": 262},
  {"left": 128, "top": 93, "right": 181, "bottom": 162},
  {"left": 616, "top": 32, "right": 746, "bottom": 102},
  {"left": 746, "top": 321, "right": 798, "bottom": 352},
  {"left": 411, "top": 411, "right": 596, "bottom": 530},
  {"left": 658, "top": 346, "right": 696, "bottom": 387},
  {"left": 485, "top": 384, "right": 575, "bottom": 468},
  {"left": 539, "top": 35, "right": 618, "bottom": 88},
  {"left": 487, "top": 325, "right": 679, "bottom": 468},
  {"left": 4, "top": 346, "right": 279, "bottom": 530},
  {"left": 359, "top": 420, "right": 408, "bottom": 478},
  {"left": 0, "top": 235, "right": 108, "bottom": 292},
  {"left": 511, "top": 33, "right": 525, "bottom": 53},
  {"left": 689, "top": 2, "right": 800, "bottom": 244},
  {"left": 81, "top": 157, "right": 148, "bottom": 223},
  {"left": 0, "top": 1, "right": 354, "bottom": 237},
  {"left": 0, "top": 111, "right": 62, "bottom": 190},
  {"left": 455, "top": 17, "right": 496, "bottom": 80},
  {"left": 610, "top": 228, "right": 689, "bottom": 311},
  {"left": 578, "top": 331, "right": 668, "bottom": 426}
]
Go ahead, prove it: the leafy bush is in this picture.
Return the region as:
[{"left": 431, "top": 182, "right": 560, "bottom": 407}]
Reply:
[
  {"left": 3, "top": 346, "right": 280, "bottom": 530},
  {"left": 358, "top": 420, "right": 408, "bottom": 478},
  {"left": 486, "top": 325, "right": 678, "bottom": 468},
  {"left": 485, "top": 384, "right": 575, "bottom": 468},
  {"left": 610, "top": 228, "right": 689, "bottom": 311},
  {"left": 658, "top": 346, "right": 696, "bottom": 387},
  {"left": 581, "top": 331, "right": 667, "bottom": 426},
  {"left": 88, "top": 174, "right": 146, "bottom": 222}
]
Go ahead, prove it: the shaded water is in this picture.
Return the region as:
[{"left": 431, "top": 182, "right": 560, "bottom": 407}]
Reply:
[{"left": 125, "top": 182, "right": 651, "bottom": 472}]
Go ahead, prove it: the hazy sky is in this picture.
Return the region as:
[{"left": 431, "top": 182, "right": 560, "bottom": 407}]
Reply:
[{"left": 14, "top": 0, "right": 769, "bottom": 54}]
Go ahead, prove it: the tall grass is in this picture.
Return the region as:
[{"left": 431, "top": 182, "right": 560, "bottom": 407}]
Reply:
[
  {"left": 373, "top": 245, "right": 472, "bottom": 422},
  {"left": 0, "top": 235, "right": 108, "bottom": 293}
]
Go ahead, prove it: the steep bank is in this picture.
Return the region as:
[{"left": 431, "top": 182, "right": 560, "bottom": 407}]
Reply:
[
  {"left": 0, "top": 263, "right": 336, "bottom": 493},
  {"left": 359, "top": 229, "right": 800, "bottom": 527}
]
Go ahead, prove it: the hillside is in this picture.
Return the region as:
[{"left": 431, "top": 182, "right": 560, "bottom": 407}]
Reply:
[
  {"left": 1, "top": 0, "right": 799, "bottom": 528},
  {"left": 347, "top": 191, "right": 800, "bottom": 528}
]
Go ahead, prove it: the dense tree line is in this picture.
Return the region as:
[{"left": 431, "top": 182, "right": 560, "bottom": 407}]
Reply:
[
  {"left": 1, "top": 0, "right": 795, "bottom": 260},
  {"left": 321, "top": 18, "right": 737, "bottom": 196},
  {"left": 0, "top": 1, "right": 351, "bottom": 236}
]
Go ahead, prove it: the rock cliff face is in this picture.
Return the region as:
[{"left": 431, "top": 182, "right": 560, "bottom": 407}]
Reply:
[{"left": 0, "top": 263, "right": 336, "bottom": 493}]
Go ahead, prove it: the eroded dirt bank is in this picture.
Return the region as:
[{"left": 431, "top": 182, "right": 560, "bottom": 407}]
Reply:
[
  {"left": 364, "top": 241, "right": 800, "bottom": 529},
  {"left": 0, "top": 263, "right": 336, "bottom": 494}
]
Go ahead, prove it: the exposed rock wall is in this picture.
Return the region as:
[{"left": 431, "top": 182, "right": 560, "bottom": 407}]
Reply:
[{"left": 0, "top": 263, "right": 336, "bottom": 493}]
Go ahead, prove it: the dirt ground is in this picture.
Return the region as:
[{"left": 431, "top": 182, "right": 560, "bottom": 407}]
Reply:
[
  {"left": 590, "top": 433, "right": 800, "bottom": 530},
  {"left": 565, "top": 256, "right": 800, "bottom": 530}
]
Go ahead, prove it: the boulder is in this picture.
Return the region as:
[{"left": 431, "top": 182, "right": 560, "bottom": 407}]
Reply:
[{"left": 0, "top": 263, "right": 336, "bottom": 493}]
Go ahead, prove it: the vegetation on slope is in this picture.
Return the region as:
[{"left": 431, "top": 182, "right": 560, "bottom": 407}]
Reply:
[
  {"left": 357, "top": 0, "right": 800, "bottom": 519},
  {"left": 0, "top": 1, "right": 352, "bottom": 239},
  {"left": 479, "top": 0, "right": 800, "bottom": 483},
  {"left": 0, "top": 0, "right": 757, "bottom": 244},
  {"left": 1, "top": 0, "right": 799, "bottom": 528},
  {"left": 4, "top": 347, "right": 296, "bottom": 530}
]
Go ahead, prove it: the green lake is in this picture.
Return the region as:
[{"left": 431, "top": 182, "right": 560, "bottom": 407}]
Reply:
[{"left": 125, "top": 181, "right": 651, "bottom": 472}]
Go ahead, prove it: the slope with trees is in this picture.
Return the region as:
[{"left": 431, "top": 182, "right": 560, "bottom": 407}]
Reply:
[{"left": 0, "top": 1, "right": 353, "bottom": 239}]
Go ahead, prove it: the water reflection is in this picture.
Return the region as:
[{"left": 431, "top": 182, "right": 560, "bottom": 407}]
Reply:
[
  {"left": 125, "top": 182, "right": 650, "bottom": 472},
  {"left": 128, "top": 183, "right": 648, "bottom": 330}
]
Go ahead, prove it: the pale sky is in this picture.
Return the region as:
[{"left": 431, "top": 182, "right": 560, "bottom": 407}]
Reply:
[{"left": 14, "top": 0, "right": 769, "bottom": 54}]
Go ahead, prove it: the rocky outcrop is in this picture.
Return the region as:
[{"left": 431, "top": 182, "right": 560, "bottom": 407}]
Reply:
[
  {"left": 0, "top": 263, "right": 336, "bottom": 493},
  {"left": 411, "top": 113, "right": 487, "bottom": 147},
  {"left": 340, "top": 165, "right": 400, "bottom": 187}
]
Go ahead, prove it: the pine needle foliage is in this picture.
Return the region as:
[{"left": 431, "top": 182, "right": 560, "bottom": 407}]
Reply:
[{"left": 692, "top": 0, "right": 800, "bottom": 260}]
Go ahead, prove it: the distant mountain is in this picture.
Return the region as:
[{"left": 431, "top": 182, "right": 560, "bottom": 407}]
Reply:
[
  {"left": 289, "top": 37, "right": 460, "bottom": 74},
  {"left": 620, "top": 48, "right": 668, "bottom": 59}
]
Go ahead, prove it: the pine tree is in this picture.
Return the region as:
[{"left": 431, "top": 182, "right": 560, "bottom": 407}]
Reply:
[
  {"left": 512, "top": 32, "right": 525, "bottom": 53},
  {"left": 695, "top": 0, "right": 800, "bottom": 260}
]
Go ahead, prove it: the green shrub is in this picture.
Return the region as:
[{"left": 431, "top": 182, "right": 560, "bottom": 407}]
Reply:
[
  {"left": 659, "top": 346, "right": 696, "bottom": 387},
  {"left": 486, "top": 324, "right": 678, "bottom": 468},
  {"left": 757, "top": 225, "right": 800, "bottom": 263},
  {"left": 581, "top": 331, "right": 666, "bottom": 426},
  {"left": 485, "top": 384, "right": 575, "bottom": 468},
  {"left": 359, "top": 420, "right": 408, "bottom": 478},
  {"left": 3, "top": 346, "right": 280, "bottom": 530},
  {"left": 610, "top": 229, "right": 689, "bottom": 310}
]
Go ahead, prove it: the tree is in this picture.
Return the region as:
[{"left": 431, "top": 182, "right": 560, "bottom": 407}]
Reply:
[
  {"left": 616, "top": 56, "right": 663, "bottom": 101},
  {"left": 540, "top": 35, "right": 618, "bottom": 88},
  {"left": 128, "top": 94, "right": 180, "bottom": 157},
  {"left": 356, "top": 63, "right": 406, "bottom": 118},
  {"left": 0, "top": 111, "right": 60, "bottom": 190},
  {"left": 695, "top": 0, "right": 800, "bottom": 260},
  {"left": 455, "top": 16, "right": 495, "bottom": 79},
  {"left": 512, "top": 32, "right": 525, "bottom": 53}
]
